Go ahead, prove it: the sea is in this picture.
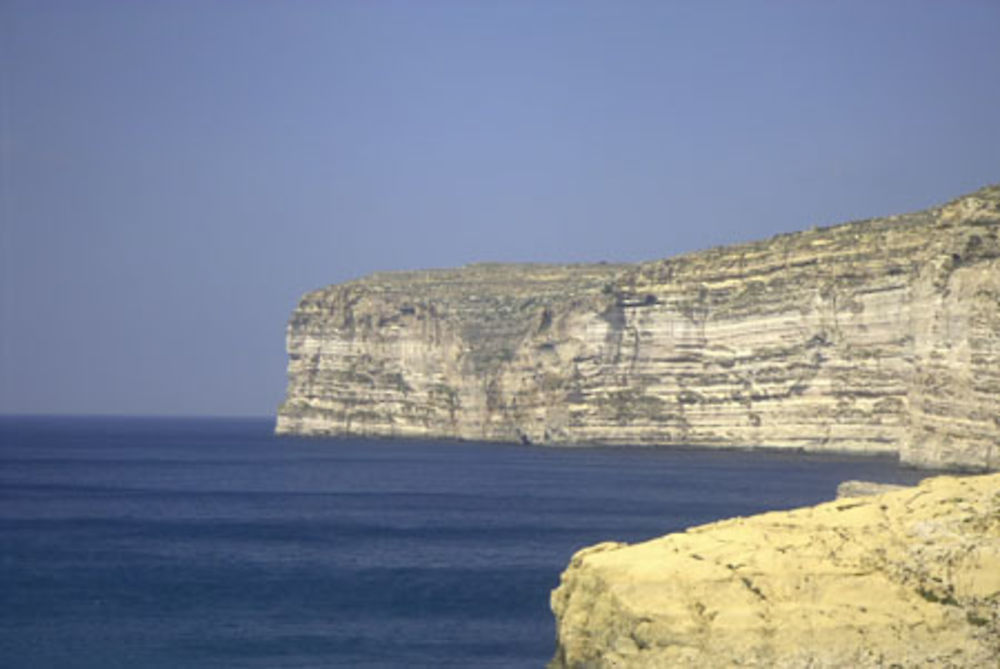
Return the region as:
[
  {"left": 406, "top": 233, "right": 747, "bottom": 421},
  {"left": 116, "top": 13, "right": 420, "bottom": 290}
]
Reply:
[{"left": 0, "top": 416, "right": 930, "bottom": 668}]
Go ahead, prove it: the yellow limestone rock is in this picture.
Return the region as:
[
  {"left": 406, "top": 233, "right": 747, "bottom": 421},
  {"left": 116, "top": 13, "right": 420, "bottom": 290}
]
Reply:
[{"left": 549, "top": 472, "right": 1000, "bottom": 668}]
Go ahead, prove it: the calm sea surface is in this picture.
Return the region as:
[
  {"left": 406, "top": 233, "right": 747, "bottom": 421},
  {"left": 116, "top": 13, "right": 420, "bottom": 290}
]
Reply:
[{"left": 1, "top": 416, "right": 928, "bottom": 668}]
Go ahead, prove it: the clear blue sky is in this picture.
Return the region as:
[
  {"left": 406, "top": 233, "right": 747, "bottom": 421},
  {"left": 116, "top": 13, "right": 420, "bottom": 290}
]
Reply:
[{"left": 2, "top": 1, "right": 999, "bottom": 417}]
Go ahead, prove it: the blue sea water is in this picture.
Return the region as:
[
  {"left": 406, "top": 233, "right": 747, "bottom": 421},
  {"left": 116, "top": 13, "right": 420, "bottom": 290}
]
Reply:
[{"left": 0, "top": 416, "right": 929, "bottom": 668}]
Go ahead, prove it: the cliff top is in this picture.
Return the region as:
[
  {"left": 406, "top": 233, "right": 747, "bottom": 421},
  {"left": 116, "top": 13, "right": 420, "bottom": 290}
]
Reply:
[{"left": 305, "top": 183, "right": 999, "bottom": 303}]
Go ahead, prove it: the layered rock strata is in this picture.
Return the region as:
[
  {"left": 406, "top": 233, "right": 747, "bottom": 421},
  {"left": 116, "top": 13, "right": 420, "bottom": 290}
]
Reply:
[
  {"left": 548, "top": 471, "right": 1000, "bottom": 668},
  {"left": 277, "top": 185, "right": 1000, "bottom": 470}
]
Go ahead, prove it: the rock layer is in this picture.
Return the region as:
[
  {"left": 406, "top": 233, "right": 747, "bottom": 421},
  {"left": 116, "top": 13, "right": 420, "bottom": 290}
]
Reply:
[
  {"left": 277, "top": 185, "right": 1000, "bottom": 470},
  {"left": 548, "top": 472, "right": 1000, "bottom": 668}
]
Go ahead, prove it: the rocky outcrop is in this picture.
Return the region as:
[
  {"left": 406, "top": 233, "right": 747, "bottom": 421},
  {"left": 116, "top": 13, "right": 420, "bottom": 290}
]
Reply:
[
  {"left": 835, "top": 480, "right": 909, "bottom": 498},
  {"left": 276, "top": 185, "right": 1000, "bottom": 470},
  {"left": 548, "top": 472, "right": 1000, "bottom": 668}
]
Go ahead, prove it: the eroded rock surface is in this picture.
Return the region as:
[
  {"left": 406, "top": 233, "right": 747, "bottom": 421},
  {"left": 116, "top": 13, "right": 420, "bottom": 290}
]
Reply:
[
  {"left": 836, "top": 479, "right": 909, "bottom": 498},
  {"left": 277, "top": 185, "right": 1000, "bottom": 470},
  {"left": 549, "top": 472, "right": 1000, "bottom": 668}
]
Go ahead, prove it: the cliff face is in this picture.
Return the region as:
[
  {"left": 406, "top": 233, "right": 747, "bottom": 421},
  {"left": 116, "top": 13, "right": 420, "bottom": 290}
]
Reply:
[
  {"left": 276, "top": 185, "right": 1000, "bottom": 470},
  {"left": 548, "top": 472, "right": 1000, "bottom": 668}
]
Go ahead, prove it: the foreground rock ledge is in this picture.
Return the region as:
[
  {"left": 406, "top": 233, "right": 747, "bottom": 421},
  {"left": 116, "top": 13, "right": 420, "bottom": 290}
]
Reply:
[{"left": 549, "top": 472, "right": 1000, "bottom": 668}]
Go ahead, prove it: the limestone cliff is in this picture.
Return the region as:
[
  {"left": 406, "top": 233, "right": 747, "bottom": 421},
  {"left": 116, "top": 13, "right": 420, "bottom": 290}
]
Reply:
[
  {"left": 548, "top": 472, "right": 1000, "bottom": 668},
  {"left": 277, "top": 185, "right": 1000, "bottom": 470}
]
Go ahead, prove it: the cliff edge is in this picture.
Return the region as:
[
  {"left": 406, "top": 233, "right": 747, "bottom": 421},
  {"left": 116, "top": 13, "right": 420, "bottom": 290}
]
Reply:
[
  {"left": 549, "top": 472, "right": 1000, "bottom": 668},
  {"left": 277, "top": 185, "right": 1000, "bottom": 470}
]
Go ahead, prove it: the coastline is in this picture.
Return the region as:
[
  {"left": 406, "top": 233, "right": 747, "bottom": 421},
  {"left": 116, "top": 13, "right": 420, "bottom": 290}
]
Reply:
[{"left": 276, "top": 185, "right": 1000, "bottom": 472}]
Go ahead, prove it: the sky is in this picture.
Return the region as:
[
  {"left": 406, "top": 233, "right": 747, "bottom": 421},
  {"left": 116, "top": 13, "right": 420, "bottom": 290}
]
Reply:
[{"left": 2, "top": 1, "right": 999, "bottom": 417}]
